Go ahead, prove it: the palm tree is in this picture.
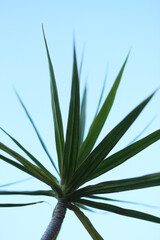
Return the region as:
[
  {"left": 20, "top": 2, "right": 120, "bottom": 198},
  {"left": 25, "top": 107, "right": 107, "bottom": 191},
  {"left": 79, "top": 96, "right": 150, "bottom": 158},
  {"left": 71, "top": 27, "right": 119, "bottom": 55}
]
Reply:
[{"left": 0, "top": 28, "right": 160, "bottom": 240}]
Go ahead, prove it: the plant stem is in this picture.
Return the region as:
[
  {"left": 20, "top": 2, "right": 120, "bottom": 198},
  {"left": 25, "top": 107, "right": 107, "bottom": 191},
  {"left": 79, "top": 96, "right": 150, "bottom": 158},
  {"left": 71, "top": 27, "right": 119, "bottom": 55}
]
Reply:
[{"left": 41, "top": 199, "right": 67, "bottom": 240}]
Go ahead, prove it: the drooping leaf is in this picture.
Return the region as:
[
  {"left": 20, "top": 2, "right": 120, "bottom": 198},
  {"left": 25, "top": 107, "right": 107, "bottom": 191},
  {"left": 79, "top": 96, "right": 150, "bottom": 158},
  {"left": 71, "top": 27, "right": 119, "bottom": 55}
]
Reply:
[
  {"left": 0, "top": 190, "right": 56, "bottom": 197},
  {"left": 88, "top": 129, "right": 160, "bottom": 181},
  {"left": 62, "top": 47, "right": 80, "bottom": 185},
  {"left": 77, "top": 54, "right": 129, "bottom": 166},
  {"left": 77, "top": 199, "right": 160, "bottom": 224},
  {"left": 68, "top": 203, "right": 103, "bottom": 240},
  {"left": 72, "top": 172, "right": 160, "bottom": 199},
  {"left": 0, "top": 201, "right": 44, "bottom": 208},
  {"left": 42, "top": 26, "right": 64, "bottom": 174},
  {"left": 0, "top": 127, "right": 58, "bottom": 182},
  {"left": 14, "top": 89, "right": 59, "bottom": 174},
  {"left": 66, "top": 91, "right": 155, "bottom": 192},
  {"left": 79, "top": 86, "right": 87, "bottom": 147},
  {"left": 0, "top": 143, "right": 62, "bottom": 195}
]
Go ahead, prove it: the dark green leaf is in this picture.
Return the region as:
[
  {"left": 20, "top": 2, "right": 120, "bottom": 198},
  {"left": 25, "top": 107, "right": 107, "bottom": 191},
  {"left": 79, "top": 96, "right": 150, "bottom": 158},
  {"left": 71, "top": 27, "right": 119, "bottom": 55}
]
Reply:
[
  {"left": 66, "top": 91, "right": 155, "bottom": 192},
  {"left": 42, "top": 26, "right": 64, "bottom": 174},
  {"left": 78, "top": 199, "right": 160, "bottom": 224},
  {"left": 77, "top": 54, "right": 129, "bottom": 166},
  {"left": 0, "top": 143, "right": 62, "bottom": 195},
  {"left": 0, "top": 201, "right": 44, "bottom": 208},
  {"left": 0, "top": 127, "right": 58, "bottom": 183},
  {"left": 62, "top": 47, "right": 80, "bottom": 185},
  {"left": 72, "top": 172, "right": 160, "bottom": 199},
  {"left": 89, "top": 129, "right": 160, "bottom": 180},
  {"left": 14, "top": 89, "right": 59, "bottom": 174},
  {"left": 87, "top": 196, "right": 160, "bottom": 209},
  {"left": 0, "top": 154, "right": 35, "bottom": 177},
  {"left": 0, "top": 190, "right": 56, "bottom": 197},
  {"left": 68, "top": 203, "right": 103, "bottom": 240}
]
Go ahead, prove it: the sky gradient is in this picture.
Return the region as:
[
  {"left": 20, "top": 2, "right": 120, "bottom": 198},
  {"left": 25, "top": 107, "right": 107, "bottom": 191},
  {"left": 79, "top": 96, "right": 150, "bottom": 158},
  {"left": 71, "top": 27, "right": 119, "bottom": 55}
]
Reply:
[{"left": 0, "top": 1, "right": 160, "bottom": 239}]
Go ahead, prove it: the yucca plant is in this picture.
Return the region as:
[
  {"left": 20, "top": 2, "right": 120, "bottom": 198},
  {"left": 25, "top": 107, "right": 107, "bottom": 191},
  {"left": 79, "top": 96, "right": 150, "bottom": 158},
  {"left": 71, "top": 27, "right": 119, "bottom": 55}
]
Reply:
[{"left": 0, "top": 28, "right": 160, "bottom": 240}]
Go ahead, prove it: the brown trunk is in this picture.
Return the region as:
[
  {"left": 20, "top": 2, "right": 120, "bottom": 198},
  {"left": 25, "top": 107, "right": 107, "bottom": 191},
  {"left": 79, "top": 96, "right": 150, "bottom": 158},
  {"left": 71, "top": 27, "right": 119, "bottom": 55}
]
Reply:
[{"left": 41, "top": 199, "right": 67, "bottom": 240}]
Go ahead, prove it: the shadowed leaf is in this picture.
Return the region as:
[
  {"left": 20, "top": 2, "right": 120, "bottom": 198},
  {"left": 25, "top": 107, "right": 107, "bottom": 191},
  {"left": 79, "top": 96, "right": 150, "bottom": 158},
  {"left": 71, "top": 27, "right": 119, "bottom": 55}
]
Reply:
[
  {"left": 0, "top": 127, "right": 58, "bottom": 182},
  {"left": 66, "top": 91, "right": 155, "bottom": 192},
  {"left": 77, "top": 54, "right": 129, "bottom": 166},
  {"left": 0, "top": 201, "right": 44, "bottom": 208},
  {"left": 0, "top": 190, "right": 56, "bottom": 197},
  {"left": 69, "top": 204, "right": 103, "bottom": 240},
  {"left": 78, "top": 199, "right": 160, "bottom": 224},
  {"left": 62, "top": 47, "right": 80, "bottom": 185},
  {"left": 13, "top": 89, "right": 59, "bottom": 174},
  {"left": 0, "top": 143, "right": 61, "bottom": 195},
  {"left": 72, "top": 172, "right": 160, "bottom": 199},
  {"left": 88, "top": 129, "right": 160, "bottom": 180},
  {"left": 42, "top": 26, "right": 64, "bottom": 174}
]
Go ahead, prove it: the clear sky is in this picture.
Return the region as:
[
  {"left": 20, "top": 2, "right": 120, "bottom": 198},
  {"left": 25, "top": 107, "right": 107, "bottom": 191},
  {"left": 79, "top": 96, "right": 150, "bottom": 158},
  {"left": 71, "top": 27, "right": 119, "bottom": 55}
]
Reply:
[{"left": 0, "top": 1, "right": 160, "bottom": 239}]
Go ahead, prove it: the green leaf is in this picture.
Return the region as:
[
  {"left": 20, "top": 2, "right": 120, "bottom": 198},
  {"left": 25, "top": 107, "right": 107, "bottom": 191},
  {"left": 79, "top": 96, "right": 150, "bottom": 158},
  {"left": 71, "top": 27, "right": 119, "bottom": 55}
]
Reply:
[
  {"left": 42, "top": 26, "right": 64, "bottom": 174},
  {"left": 78, "top": 199, "right": 160, "bottom": 224},
  {"left": 0, "top": 190, "right": 56, "bottom": 197},
  {"left": 0, "top": 127, "right": 58, "bottom": 183},
  {"left": 0, "top": 154, "right": 35, "bottom": 177},
  {"left": 87, "top": 196, "right": 160, "bottom": 209},
  {"left": 72, "top": 172, "right": 160, "bottom": 199},
  {"left": 66, "top": 91, "right": 155, "bottom": 192},
  {"left": 62, "top": 47, "right": 80, "bottom": 185},
  {"left": 79, "top": 86, "right": 87, "bottom": 147},
  {"left": 0, "top": 143, "right": 62, "bottom": 195},
  {"left": 88, "top": 129, "right": 160, "bottom": 180},
  {"left": 77, "top": 54, "right": 129, "bottom": 166},
  {"left": 0, "top": 201, "right": 44, "bottom": 208},
  {"left": 68, "top": 204, "right": 103, "bottom": 240},
  {"left": 14, "top": 89, "right": 59, "bottom": 174}
]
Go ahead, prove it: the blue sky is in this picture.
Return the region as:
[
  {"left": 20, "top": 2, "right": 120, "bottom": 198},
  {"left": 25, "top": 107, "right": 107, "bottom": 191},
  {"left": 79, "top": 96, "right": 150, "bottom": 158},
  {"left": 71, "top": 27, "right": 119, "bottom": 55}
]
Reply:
[{"left": 0, "top": 1, "right": 160, "bottom": 239}]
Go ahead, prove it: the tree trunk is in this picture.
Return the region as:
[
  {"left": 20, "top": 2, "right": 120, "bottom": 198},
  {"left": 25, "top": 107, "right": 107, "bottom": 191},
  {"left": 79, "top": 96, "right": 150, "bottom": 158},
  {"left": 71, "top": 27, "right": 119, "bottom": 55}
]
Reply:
[{"left": 41, "top": 199, "right": 67, "bottom": 240}]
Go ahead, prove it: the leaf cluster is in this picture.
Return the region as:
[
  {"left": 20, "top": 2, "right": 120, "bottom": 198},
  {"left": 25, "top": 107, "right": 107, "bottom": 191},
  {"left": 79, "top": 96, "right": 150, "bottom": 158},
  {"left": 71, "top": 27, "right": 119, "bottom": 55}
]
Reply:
[{"left": 0, "top": 28, "right": 160, "bottom": 239}]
